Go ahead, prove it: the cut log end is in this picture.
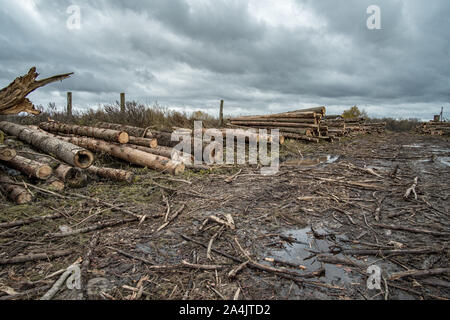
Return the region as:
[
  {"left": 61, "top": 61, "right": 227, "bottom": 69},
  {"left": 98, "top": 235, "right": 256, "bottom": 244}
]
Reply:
[
  {"left": 172, "top": 163, "right": 185, "bottom": 175},
  {"left": 149, "top": 138, "right": 158, "bottom": 148},
  {"left": 35, "top": 165, "right": 53, "bottom": 180},
  {"left": 74, "top": 151, "right": 94, "bottom": 169},
  {"left": 0, "top": 148, "right": 16, "bottom": 161},
  {"left": 14, "top": 192, "right": 33, "bottom": 205},
  {"left": 118, "top": 131, "right": 129, "bottom": 144}
]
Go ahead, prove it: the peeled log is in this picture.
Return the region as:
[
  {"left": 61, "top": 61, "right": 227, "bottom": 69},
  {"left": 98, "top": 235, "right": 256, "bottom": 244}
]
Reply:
[
  {"left": 0, "top": 145, "right": 16, "bottom": 161},
  {"left": 230, "top": 118, "right": 317, "bottom": 124},
  {"left": 55, "top": 135, "right": 184, "bottom": 175},
  {"left": 0, "top": 67, "right": 73, "bottom": 115},
  {"left": 0, "top": 171, "right": 32, "bottom": 204},
  {"left": 2, "top": 155, "right": 52, "bottom": 180},
  {"left": 86, "top": 165, "right": 134, "bottom": 182},
  {"left": 39, "top": 122, "right": 129, "bottom": 144},
  {"left": 231, "top": 111, "right": 317, "bottom": 120},
  {"left": 127, "top": 144, "right": 193, "bottom": 163},
  {"left": 0, "top": 122, "right": 94, "bottom": 169}
]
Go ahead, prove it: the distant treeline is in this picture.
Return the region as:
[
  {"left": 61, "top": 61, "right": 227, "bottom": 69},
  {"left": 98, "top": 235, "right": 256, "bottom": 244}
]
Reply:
[{"left": 1, "top": 101, "right": 220, "bottom": 130}]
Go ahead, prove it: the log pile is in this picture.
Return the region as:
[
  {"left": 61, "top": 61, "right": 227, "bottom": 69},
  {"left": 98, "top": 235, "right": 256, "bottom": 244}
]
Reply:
[
  {"left": 228, "top": 107, "right": 386, "bottom": 143},
  {"left": 416, "top": 121, "right": 450, "bottom": 136},
  {"left": 229, "top": 107, "right": 325, "bottom": 143}
]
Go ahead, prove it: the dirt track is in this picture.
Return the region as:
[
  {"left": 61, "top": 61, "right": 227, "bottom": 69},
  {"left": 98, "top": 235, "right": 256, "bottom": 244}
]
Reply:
[{"left": 0, "top": 132, "right": 449, "bottom": 300}]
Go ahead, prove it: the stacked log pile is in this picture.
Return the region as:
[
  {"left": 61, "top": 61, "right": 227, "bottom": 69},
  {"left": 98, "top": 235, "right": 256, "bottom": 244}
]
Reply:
[
  {"left": 416, "top": 121, "right": 450, "bottom": 136},
  {"left": 229, "top": 107, "right": 326, "bottom": 143},
  {"left": 228, "top": 107, "right": 386, "bottom": 143}
]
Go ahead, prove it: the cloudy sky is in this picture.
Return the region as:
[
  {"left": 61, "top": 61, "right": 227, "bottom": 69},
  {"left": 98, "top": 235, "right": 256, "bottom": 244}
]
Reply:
[{"left": 0, "top": 0, "right": 449, "bottom": 119}]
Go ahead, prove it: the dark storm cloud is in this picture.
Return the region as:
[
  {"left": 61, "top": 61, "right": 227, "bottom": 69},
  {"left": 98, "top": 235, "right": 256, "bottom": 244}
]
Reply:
[{"left": 0, "top": 0, "right": 449, "bottom": 120}]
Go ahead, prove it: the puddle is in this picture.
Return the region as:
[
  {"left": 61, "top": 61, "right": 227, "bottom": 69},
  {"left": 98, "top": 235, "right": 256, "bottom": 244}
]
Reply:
[
  {"left": 266, "top": 226, "right": 361, "bottom": 287},
  {"left": 282, "top": 155, "right": 340, "bottom": 167},
  {"left": 264, "top": 226, "right": 416, "bottom": 299}
]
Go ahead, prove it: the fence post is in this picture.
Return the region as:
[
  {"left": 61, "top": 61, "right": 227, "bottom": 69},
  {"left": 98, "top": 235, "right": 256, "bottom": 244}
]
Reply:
[
  {"left": 67, "top": 92, "right": 72, "bottom": 117},
  {"left": 219, "top": 100, "right": 224, "bottom": 127},
  {"left": 120, "top": 93, "right": 126, "bottom": 113}
]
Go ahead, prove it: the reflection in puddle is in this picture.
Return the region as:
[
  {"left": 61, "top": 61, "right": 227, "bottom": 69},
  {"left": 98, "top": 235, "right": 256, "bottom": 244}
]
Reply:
[{"left": 267, "top": 226, "right": 360, "bottom": 287}]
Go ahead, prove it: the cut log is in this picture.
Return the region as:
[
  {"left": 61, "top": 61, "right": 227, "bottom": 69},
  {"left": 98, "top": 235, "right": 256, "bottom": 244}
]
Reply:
[
  {"left": 95, "top": 122, "right": 175, "bottom": 147},
  {"left": 0, "top": 122, "right": 94, "bottom": 169},
  {"left": 1, "top": 155, "right": 52, "bottom": 180},
  {"left": 230, "top": 118, "right": 317, "bottom": 124},
  {"left": 39, "top": 122, "right": 129, "bottom": 144},
  {"left": 54, "top": 135, "right": 184, "bottom": 175},
  {"left": 0, "top": 67, "right": 73, "bottom": 115},
  {"left": 127, "top": 144, "right": 193, "bottom": 163},
  {"left": 229, "top": 121, "right": 319, "bottom": 129},
  {"left": 0, "top": 171, "right": 32, "bottom": 204},
  {"left": 17, "top": 152, "right": 87, "bottom": 188},
  {"left": 232, "top": 111, "right": 317, "bottom": 120},
  {"left": 281, "top": 132, "right": 319, "bottom": 143},
  {"left": 0, "top": 145, "right": 16, "bottom": 161},
  {"left": 86, "top": 165, "right": 134, "bottom": 182},
  {"left": 128, "top": 136, "right": 158, "bottom": 148},
  {"left": 54, "top": 164, "right": 87, "bottom": 188}
]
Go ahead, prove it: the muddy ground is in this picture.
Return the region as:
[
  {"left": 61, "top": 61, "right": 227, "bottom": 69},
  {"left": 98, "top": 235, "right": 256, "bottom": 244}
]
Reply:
[{"left": 0, "top": 132, "right": 449, "bottom": 300}]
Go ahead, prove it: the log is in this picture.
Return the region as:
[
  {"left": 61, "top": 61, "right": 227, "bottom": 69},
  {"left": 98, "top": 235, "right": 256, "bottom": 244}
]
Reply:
[
  {"left": 0, "top": 145, "right": 16, "bottom": 161},
  {"left": 55, "top": 135, "right": 184, "bottom": 175},
  {"left": 231, "top": 111, "right": 316, "bottom": 120},
  {"left": 230, "top": 118, "right": 317, "bottom": 124},
  {"left": 127, "top": 144, "right": 193, "bottom": 163},
  {"left": 128, "top": 136, "right": 158, "bottom": 148},
  {"left": 229, "top": 121, "right": 319, "bottom": 129},
  {"left": 55, "top": 164, "right": 87, "bottom": 188},
  {"left": 1, "top": 155, "right": 52, "bottom": 180},
  {"left": 0, "top": 171, "right": 32, "bottom": 204},
  {"left": 0, "top": 122, "right": 94, "bottom": 169},
  {"left": 0, "top": 67, "right": 73, "bottom": 115},
  {"left": 18, "top": 152, "right": 87, "bottom": 188},
  {"left": 95, "top": 122, "right": 175, "bottom": 147},
  {"left": 39, "top": 122, "right": 129, "bottom": 144},
  {"left": 281, "top": 132, "right": 319, "bottom": 143},
  {"left": 86, "top": 165, "right": 134, "bottom": 182}
]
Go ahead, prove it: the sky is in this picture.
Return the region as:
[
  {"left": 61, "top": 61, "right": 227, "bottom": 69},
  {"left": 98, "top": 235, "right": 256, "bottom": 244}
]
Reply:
[{"left": 0, "top": 0, "right": 449, "bottom": 120}]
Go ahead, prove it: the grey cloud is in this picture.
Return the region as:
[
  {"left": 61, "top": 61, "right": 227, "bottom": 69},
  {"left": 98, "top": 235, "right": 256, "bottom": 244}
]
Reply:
[{"left": 0, "top": 0, "right": 449, "bottom": 120}]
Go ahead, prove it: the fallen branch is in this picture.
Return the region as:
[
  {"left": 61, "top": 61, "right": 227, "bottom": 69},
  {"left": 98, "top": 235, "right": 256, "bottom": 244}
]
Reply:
[
  {"left": 0, "top": 250, "right": 73, "bottom": 265},
  {"left": 389, "top": 268, "right": 450, "bottom": 281}
]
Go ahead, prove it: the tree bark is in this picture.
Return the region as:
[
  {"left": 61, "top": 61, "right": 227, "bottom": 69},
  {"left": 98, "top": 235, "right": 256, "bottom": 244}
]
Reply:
[
  {"left": 86, "top": 165, "right": 134, "bottom": 182},
  {"left": 2, "top": 155, "right": 52, "bottom": 180},
  {"left": 0, "top": 171, "right": 32, "bottom": 204},
  {"left": 39, "top": 122, "right": 129, "bottom": 144},
  {"left": 0, "top": 122, "right": 94, "bottom": 169},
  {"left": 0, "top": 67, "right": 73, "bottom": 115},
  {"left": 0, "top": 145, "right": 16, "bottom": 161},
  {"left": 55, "top": 135, "right": 184, "bottom": 175}
]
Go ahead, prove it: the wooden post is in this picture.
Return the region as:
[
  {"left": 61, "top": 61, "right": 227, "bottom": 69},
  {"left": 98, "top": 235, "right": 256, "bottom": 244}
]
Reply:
[
  {"left": 67, "top": 92, "right": 72, "bottom": 117},
  {"left": 219, "top": 100, "right": 224, "bottom": 127},
  {"left": 120, "top": 93, "right": 125, "bottom": 113}
]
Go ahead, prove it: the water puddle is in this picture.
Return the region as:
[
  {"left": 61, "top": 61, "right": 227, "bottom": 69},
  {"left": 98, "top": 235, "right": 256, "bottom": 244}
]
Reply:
[{"left": 265, "top": 226, "right": 361, "bottom": 287}]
